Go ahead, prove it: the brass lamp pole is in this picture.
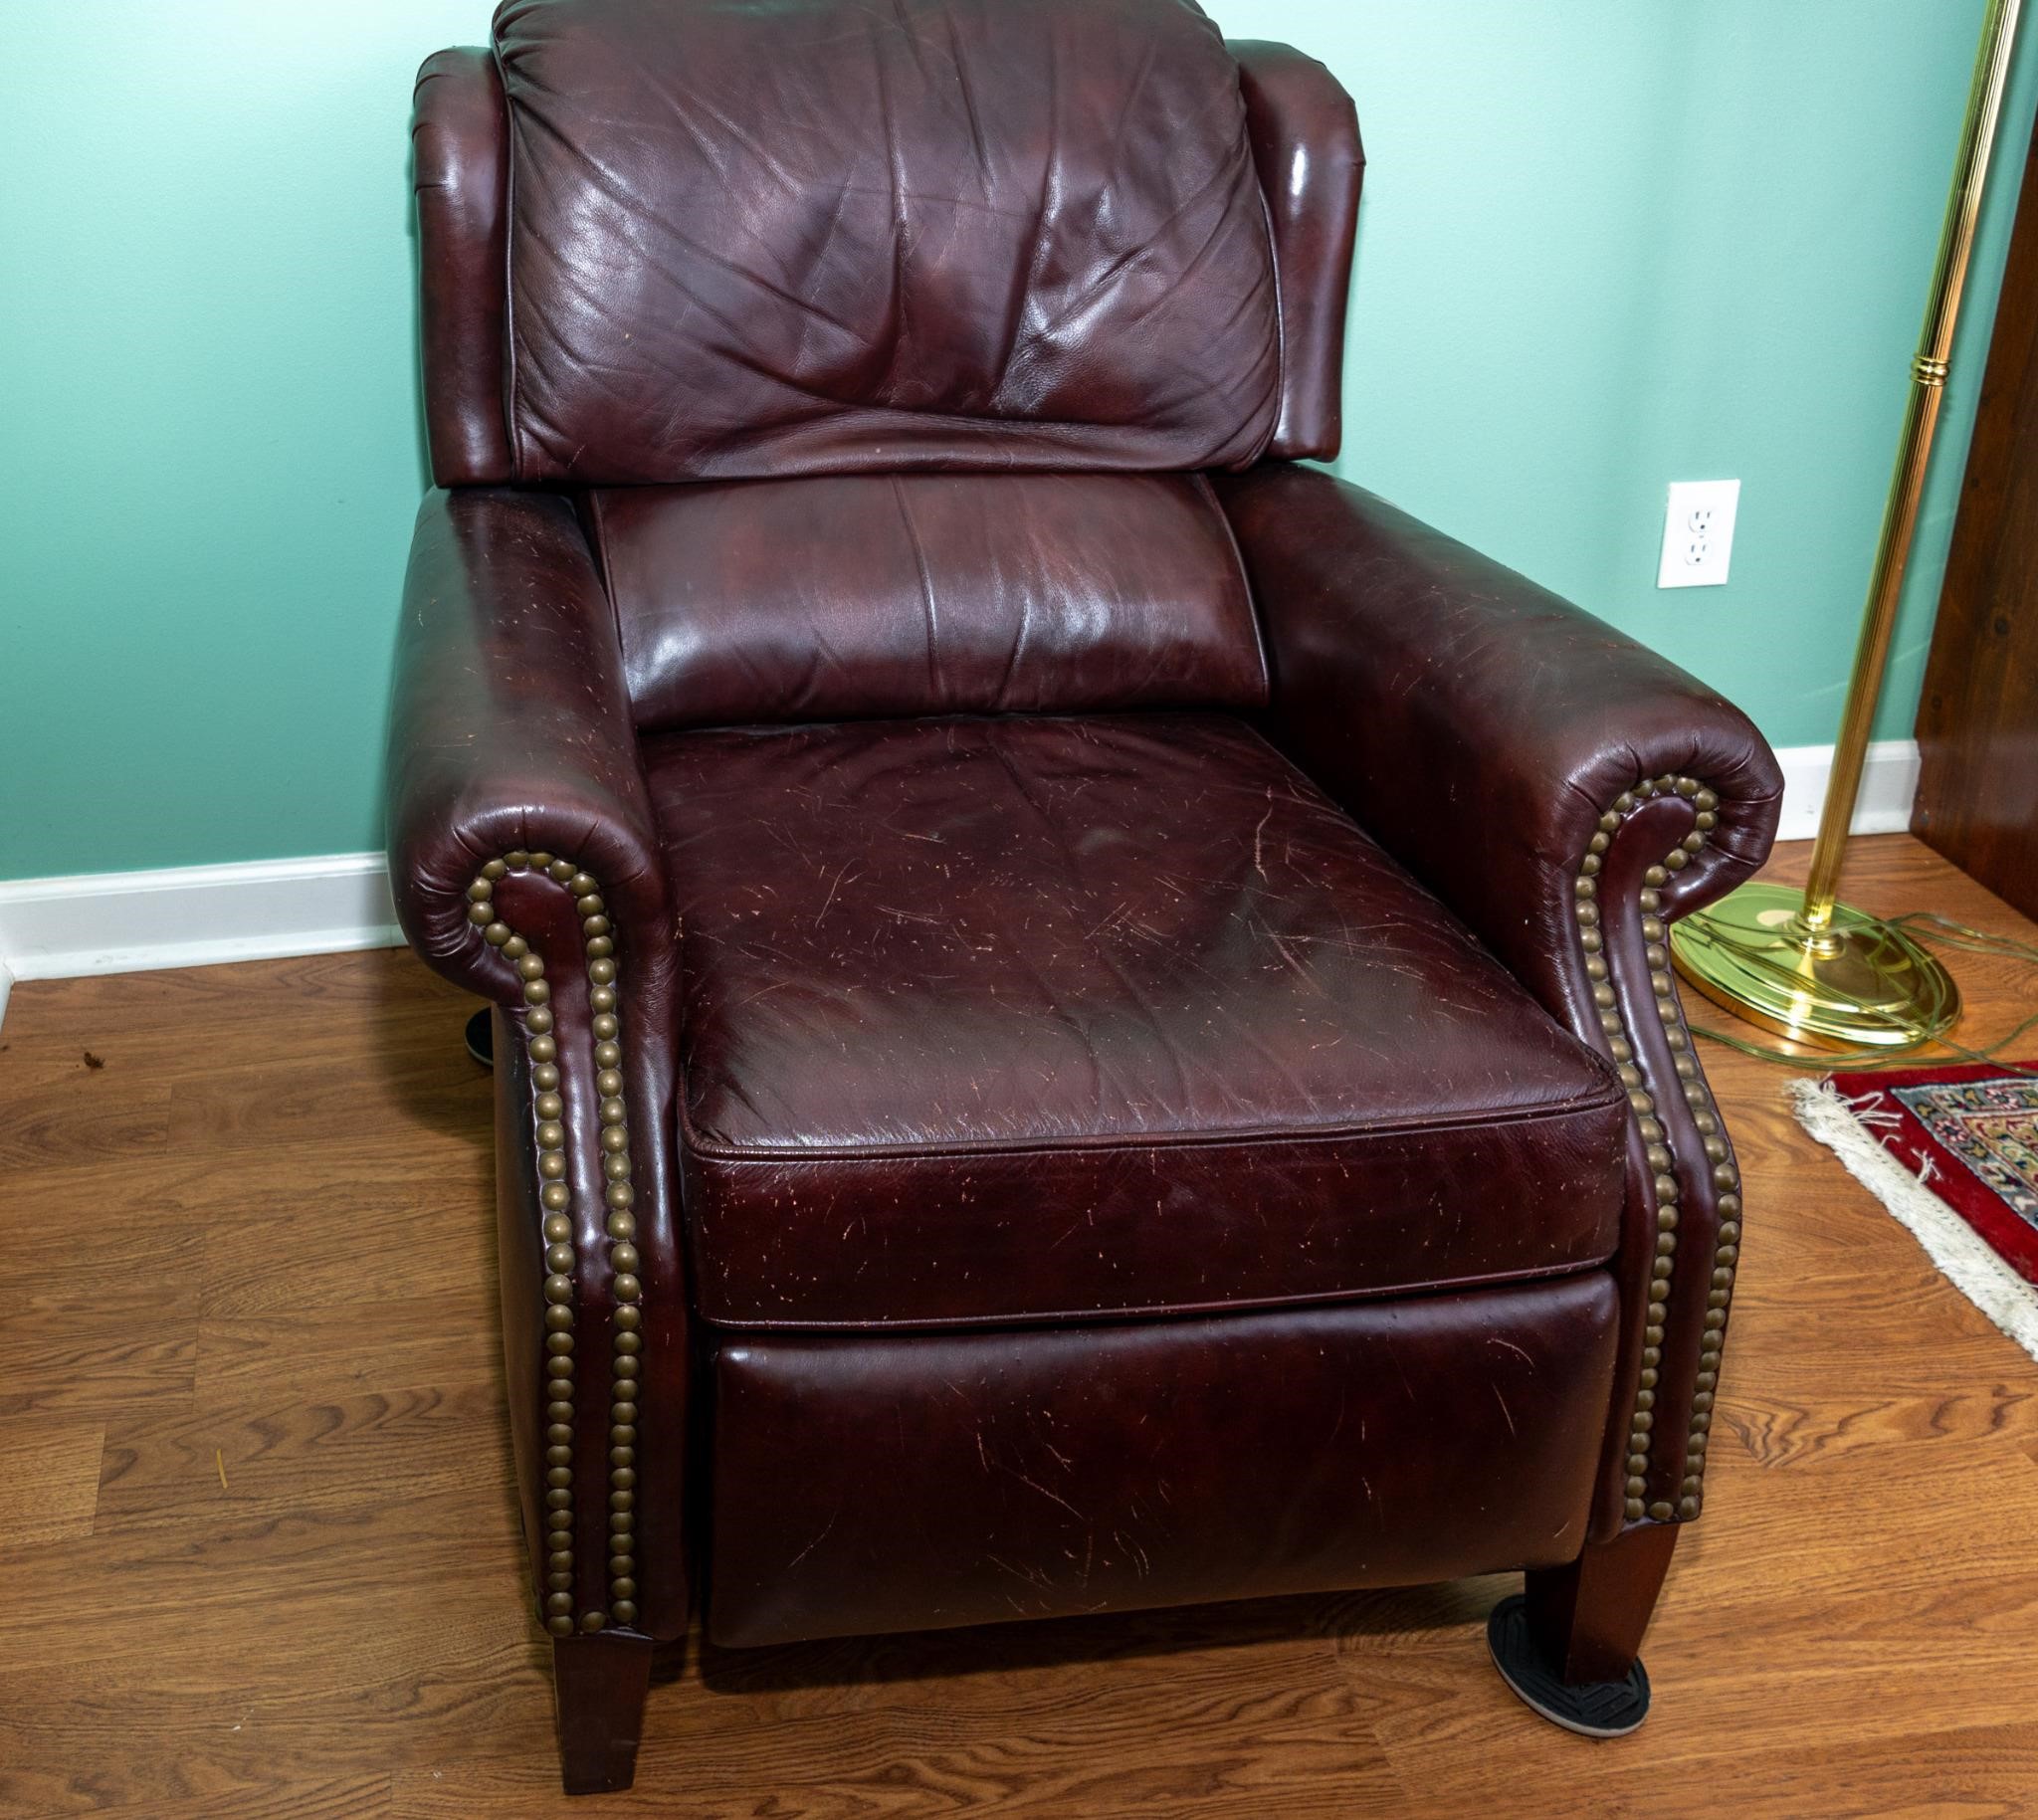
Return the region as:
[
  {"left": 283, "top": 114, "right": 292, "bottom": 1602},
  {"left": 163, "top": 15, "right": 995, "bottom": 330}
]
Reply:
[{"left": 1673, "top": 0, "right": 2025, "bottom": 1049}]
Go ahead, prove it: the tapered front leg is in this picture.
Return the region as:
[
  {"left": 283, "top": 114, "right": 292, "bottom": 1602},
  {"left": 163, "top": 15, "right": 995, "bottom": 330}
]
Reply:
[
  {"left": 553, "top": 1631, "right": 654, "bottom": 1795},
  {"left": 1525, "top": 1524, "right": 1678, "bottom": 1684}
]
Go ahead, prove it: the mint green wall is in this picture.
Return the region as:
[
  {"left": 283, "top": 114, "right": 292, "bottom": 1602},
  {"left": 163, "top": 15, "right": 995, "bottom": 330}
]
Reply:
[
  {"left": 3, "top": 2, "right": 2033, "bottom": 881},
  {"left": 1301, "top": 1, "right": 2038, "bottom": 755}
]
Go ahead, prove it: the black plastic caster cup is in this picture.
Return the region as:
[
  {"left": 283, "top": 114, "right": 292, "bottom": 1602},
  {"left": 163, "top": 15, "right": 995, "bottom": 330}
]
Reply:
[{"left": 1487, "top": 1594, "right": 1651, "bottom": 1737}]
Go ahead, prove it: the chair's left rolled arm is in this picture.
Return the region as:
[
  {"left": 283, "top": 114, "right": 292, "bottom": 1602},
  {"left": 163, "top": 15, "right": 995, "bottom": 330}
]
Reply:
[
  {"left": 388, "top": 488, "right": 685, "bottom": 1641},
  {"left": 1214, "top": 464, "right": 1783, "bottom": 1543}
]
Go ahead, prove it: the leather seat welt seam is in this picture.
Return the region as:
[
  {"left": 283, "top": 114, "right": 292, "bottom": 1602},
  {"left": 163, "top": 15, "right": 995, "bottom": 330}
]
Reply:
[
  {"left": 692, "top": 1258, "right": 1621, "bottom": 1335},
  {"left": 678, "top": 1084, "right": 1625, "bottom": 1164}
]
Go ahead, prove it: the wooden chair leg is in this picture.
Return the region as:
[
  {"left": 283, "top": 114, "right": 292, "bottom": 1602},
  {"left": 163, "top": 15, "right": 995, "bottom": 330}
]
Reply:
[
  {"left": 552, "top": 1632, "right": 654, "bottom": 1795},
  {"left": 1525, "top": 1523, "right": 1679, "bottom": 1684}
]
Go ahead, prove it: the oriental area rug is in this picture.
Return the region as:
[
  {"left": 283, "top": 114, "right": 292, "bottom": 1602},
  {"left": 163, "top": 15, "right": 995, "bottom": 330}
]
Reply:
[{"left": 1789, "top": 1062, "right": 2038, "bottom": 1362}]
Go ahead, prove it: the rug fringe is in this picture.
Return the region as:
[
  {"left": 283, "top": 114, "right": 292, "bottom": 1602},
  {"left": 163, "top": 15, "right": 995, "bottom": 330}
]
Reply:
[{"left": 1786, "top": 1077, "right": 2038, "bottom": 1366}]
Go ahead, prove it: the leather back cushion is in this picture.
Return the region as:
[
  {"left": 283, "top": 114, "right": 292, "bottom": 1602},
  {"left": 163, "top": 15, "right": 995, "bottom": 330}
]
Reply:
[
  {"left": 492, "top": 0, "right": 1281, "bottom": 484},
  {"left": 589, "top": 473, "right": 1268, "bottom": 729}
]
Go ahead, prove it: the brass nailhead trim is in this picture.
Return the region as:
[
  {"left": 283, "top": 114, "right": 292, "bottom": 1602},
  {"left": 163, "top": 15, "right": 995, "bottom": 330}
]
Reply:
[
  {"left": 1574, "top": 776, "right": 1741, "bottom": 1525},
  {"left": 468, "top": 851, "right": 641, "bottom": 1635}
]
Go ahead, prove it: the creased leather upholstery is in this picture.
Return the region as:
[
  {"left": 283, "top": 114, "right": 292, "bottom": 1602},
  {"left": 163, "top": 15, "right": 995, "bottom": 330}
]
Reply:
[
  {"left": 492, "top": 0, "right": 1281, "bottom": 483},
  {"left": 647, "top": 711, "right": 1627, "bottom": 1327},
  {"left": 590, "top": 473, "right": 1267, "bottom": 731},
  {"left": 1230, "top": 42, "right": 1363, "bottom": 462},
  {"left": 709, "top": 1278, "right": 1620, "bottom": 1645}
]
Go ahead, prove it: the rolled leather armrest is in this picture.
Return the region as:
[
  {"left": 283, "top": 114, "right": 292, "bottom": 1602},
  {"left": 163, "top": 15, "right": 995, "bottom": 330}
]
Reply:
[
  {"left": 387, "top": 488, "right": 685, "bottom": 1638},
  {"left": 388, "top": 488, "right": 669, "bottom": 980},
  {"left": 1214, "top": 464, "right": 1782, "bottom": 1538}
]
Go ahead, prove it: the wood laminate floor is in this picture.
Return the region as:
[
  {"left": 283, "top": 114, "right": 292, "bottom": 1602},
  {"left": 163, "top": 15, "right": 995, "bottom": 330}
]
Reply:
[{"left": 2, "top": 835, "right": 2036, "bottom": 1817}]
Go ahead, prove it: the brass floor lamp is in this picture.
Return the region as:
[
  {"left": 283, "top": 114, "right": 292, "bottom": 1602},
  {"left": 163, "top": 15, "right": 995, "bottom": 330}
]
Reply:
[{"left": 1673, "top": 0, "right": 2027, "bottom": 1050}]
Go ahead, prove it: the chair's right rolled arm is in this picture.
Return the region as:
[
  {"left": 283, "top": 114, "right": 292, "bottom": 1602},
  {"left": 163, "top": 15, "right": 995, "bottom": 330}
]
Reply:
[{"left": 1214, "top": 464, "right": 1783, "bottom": 1541}]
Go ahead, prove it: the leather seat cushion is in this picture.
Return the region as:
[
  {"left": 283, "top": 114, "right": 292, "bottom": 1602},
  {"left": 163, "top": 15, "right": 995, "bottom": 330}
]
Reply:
[{"left": 646, "top": 712, "right": 1627, "bottom": 1327}]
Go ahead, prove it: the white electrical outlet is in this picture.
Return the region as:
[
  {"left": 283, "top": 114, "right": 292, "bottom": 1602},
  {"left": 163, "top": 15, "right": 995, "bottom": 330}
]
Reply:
[{"left": 1658, "top": 480, "right": 1740, "bottom": 588}]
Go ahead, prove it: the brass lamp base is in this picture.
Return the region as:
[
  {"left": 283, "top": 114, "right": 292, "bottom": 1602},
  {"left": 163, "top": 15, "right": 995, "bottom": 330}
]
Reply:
[{"left": 1671, "top": 883, "right": 1960, "bottom": 1051}]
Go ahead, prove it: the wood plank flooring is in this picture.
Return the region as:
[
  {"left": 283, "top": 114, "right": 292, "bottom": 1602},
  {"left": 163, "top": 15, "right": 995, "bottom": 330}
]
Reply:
[{"left": 2, "top": 835, "right": 2035, "bottom": 1817}]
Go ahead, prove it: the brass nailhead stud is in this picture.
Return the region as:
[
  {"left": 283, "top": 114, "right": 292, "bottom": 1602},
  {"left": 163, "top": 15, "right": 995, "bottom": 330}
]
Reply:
[
  {"left": 1577, "top": 777, "right": 1742, "bottom": 1528},
  {"left": 463, "top": 849, "right": 646, "bottom": 1634}
]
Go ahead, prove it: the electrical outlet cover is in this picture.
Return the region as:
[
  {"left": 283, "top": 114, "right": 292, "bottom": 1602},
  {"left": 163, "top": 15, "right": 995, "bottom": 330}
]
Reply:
[{"left": 1658, "top": 480, "right": 1740, "bottom": 588}]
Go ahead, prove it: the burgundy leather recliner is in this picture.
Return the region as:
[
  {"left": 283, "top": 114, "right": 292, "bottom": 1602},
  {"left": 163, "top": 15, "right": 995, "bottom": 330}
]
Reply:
[{"left": 388, "top": 0, "right": 1782, "bottom": 1792}]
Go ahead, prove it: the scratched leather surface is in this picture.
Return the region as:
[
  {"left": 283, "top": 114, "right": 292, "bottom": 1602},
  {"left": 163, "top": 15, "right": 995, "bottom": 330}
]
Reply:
[
  {"left": 491, "top": 0, "right": 1281, "bottom": 483},
  {"left": 590, "top": 472, "right": 1267, "bottom": 731},
  {"left": 648, "top": 712, "right": 1628, "bottom": 1327},
  {"left": 1216, "top": 468, "right": 1783, "bottom": 1015},
  {"left": 708, "top": 1279, "right": 1619, "bottom": 1645}
]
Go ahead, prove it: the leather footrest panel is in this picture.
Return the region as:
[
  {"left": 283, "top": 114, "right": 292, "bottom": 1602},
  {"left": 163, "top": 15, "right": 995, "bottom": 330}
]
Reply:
[{"left": 706, "top": 1275, "right": 1618, "bottom": 1647}]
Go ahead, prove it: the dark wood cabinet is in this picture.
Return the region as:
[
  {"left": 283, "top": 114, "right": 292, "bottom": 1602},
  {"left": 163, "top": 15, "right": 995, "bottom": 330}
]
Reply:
[{"left": 1914, "top": 118, "right": 2038, "bottom": 918}]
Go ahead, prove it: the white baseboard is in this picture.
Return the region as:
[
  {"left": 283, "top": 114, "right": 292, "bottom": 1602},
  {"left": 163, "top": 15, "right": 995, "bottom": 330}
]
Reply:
[
  {"left": 0, "top": 737, "right": 1917, "bottom": 1030},
  {"left": 0, "top": 852, "right": 402, "bottom": 1015},
  {"left": 1771, "top": 737, "right": 1920, "bottom": 844}
]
